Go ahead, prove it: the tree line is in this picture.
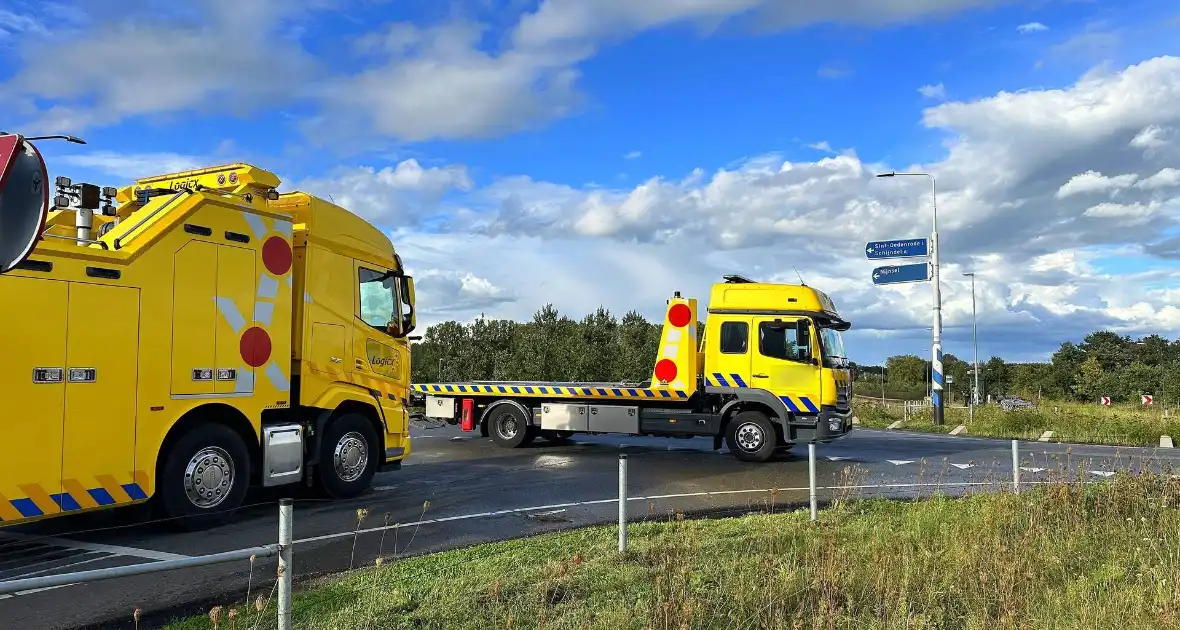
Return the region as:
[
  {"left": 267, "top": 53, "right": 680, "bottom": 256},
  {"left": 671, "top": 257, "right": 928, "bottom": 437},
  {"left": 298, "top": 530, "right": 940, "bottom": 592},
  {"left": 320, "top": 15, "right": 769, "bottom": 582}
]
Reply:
[{"left": 409, "top": 305, "right": 1179, "bottom": 404}]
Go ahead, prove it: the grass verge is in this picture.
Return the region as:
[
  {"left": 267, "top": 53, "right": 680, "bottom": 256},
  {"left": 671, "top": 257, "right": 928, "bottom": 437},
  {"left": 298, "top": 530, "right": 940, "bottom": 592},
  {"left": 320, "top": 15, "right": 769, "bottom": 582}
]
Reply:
[
  {"left": 854, "top": 399, "right": 1180, "bottom": 446},
  {"left": 164, "top": 474, "right": 1180, "bottom": 630}
]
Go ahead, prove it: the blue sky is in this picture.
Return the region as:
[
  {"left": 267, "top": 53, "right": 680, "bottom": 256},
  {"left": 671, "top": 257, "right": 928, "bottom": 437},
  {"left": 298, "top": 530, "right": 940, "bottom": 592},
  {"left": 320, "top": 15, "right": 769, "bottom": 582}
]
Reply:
[{"left": 3, "top": 0, "right": 1180, "bottom": 366}]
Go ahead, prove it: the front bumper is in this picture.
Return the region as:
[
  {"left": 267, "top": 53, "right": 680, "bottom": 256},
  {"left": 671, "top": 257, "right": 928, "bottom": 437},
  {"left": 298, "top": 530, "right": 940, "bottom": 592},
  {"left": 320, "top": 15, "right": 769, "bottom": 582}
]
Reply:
[{"left": 784, "top": 405, "right": 853, "bottom": 443}]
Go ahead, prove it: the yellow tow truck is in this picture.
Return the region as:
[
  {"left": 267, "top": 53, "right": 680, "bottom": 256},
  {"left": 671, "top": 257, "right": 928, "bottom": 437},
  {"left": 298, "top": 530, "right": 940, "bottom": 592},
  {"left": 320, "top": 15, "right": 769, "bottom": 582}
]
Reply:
[
  {"left": 0, "top": 133, "right": 417, "bottom": 529},
  {"left": 412, "top": 276, "right": 853, "bottom": 462}
]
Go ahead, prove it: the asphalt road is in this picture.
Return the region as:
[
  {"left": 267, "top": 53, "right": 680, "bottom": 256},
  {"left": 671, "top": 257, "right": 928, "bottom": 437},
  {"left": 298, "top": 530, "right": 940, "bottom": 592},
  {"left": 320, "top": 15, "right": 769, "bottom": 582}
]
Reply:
[{"left": 1, "top": 425, "right": 1177, "bottom": 630}]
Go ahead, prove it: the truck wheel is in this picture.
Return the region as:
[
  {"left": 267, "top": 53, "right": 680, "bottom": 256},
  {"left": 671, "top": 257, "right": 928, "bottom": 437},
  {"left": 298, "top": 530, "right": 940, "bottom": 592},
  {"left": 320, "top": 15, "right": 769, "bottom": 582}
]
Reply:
[
  {"left": 158, "top": 423, "right": 251, "bottom": 531},
  {"left": 316, "top": 413, "right": 380, "bottom": 500},
  {"left": 725, "top": 411, "right": 778, "bottom": 463},
  {"left": 488, "top": 405, "right": 534, "bottom": 448}
]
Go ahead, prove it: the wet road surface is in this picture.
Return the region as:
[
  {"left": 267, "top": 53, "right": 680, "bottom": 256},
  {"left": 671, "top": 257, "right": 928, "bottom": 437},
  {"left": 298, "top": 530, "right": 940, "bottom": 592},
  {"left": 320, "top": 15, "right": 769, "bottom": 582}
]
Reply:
[{"left": 1, "top": 425, "right": 1177, "bottom": 630}]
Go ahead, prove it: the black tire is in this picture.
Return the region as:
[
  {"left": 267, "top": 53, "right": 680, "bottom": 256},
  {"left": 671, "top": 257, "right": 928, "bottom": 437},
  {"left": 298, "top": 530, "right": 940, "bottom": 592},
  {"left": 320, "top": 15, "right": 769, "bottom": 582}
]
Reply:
[
  {"left": 488, "top": 404, "right": 532, "bottom": 448},
  {"left": 157, "top": 423, "right": 251, "bottom": 531},
  {"left": 725, "top": 411, "right": 778, "bottom": 463},
  {"left": 315, "top": 413, "right": 380, "bottom": 500}
]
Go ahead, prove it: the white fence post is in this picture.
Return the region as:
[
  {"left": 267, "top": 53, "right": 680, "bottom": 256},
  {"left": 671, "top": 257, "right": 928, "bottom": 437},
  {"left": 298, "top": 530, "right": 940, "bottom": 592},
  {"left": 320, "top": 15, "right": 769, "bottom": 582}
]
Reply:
[
  {"left": 808, "top": 443, "right": 817, "bottom": 521},
  {"left": 618, "top": 454, "right": 628, "bottom": 554},
  {"left": 1011, "top": 440, "right": 1020, "bottom": 494},
  {"left": 278, "top": 498, "right": 293, "bottom": 630}
]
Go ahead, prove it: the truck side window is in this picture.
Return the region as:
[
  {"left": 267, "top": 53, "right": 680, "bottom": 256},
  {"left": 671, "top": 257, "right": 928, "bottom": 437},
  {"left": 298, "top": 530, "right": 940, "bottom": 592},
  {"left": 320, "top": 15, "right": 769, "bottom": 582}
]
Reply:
[
  {"left": 719, "top": 321, "right": 748, "bottom": 354},
  {"left": 358, "top": 267, "right": 402, "bottom": 335},
  {"left": 758, "top": 322, "right": 805, "bottom": 362}
]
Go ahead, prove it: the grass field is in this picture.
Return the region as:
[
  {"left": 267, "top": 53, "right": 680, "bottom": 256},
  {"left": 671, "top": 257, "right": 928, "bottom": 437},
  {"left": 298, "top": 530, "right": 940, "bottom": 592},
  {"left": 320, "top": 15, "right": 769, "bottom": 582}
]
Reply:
[
  {"left": 163, "top": 473, "right": 1180, "bottom": 630},
  {"left": 854, "top": 399, "right": 1180, "bottom": 446}
]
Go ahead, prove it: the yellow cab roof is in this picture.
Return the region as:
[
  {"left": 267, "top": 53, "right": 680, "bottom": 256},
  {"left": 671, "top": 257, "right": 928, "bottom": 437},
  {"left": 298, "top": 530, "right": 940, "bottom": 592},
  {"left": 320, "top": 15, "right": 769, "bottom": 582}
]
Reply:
[{"left": 707, "top": 275, "right": 850, "bottom": 330}]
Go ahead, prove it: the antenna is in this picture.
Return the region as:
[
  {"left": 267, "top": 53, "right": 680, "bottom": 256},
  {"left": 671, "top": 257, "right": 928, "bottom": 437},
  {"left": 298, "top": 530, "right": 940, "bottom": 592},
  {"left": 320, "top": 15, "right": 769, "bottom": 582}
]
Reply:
[
  {"left": 0, "top": 133, "right": 50, "bottom": 274},
  {"left": 793, "top": 266, "right": 807, "bottom": 287}
]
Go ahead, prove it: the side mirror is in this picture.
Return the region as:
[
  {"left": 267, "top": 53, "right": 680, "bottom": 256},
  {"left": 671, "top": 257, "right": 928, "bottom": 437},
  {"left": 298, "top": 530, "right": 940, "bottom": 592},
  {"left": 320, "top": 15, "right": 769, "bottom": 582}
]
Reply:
[
  {"left": 400, "top": 275, "right": 416, "bottom": 336},
  {"left": 0, "top": 134, "right": 49, "bottom": 274}
]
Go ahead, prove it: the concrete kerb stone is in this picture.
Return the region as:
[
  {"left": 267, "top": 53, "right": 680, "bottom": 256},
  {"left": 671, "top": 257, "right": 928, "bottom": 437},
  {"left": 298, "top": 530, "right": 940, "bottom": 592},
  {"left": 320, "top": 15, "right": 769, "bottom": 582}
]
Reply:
[
  {"left": 1038, "top": 431, "right": 1054, "bottom": 442},
  {"left": 886, "top": 420, "right": 903, "bottom": 430},
  {"left": 949, "top": 425, "right": 967, "bottom": 436},
  {"left": 1161, "top": 435, "right": 1174, "bottom": 449}
]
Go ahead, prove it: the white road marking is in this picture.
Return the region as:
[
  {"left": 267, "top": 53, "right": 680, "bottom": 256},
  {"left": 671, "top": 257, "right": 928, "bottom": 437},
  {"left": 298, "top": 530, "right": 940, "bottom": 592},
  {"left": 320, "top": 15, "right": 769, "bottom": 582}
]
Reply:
[
  {"left": 949, "top": 463, "right": 974, "bottom": 469},
  {"left": 1020, "top": 467, "right": 1046, "bottom": 473},
  {"left": 887, "top": 460, "right": 915, "bottom": 466},
  {"left": 826, "top": 456, "right": 850, "bottom": 461},
  {"left": 1089, "top": 471, "right": 1116, "bottom": 477},
  {"left": 0, "top": 532, "right": 188, "bottom": 562}
]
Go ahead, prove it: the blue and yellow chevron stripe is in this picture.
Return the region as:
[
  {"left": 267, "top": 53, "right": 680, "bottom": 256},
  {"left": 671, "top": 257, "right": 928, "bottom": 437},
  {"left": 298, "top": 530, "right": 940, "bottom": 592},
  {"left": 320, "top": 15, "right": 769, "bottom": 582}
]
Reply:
[
  {"left": 411, "top": 382, "right": 690, "bottom": 400},
  {"left": 703, "top": 372, "right": 820, "bottom": 415},
  {"left": 0, "top": 471, "right": 149, "bottom": 523},
  {"left": 705, "top": 372, "right": 749, "bottom": 387}
]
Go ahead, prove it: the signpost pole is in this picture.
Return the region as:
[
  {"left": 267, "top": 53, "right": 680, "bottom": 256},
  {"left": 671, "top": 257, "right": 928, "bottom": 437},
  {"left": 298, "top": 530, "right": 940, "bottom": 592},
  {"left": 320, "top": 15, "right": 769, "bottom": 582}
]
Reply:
[{"left": 875, "top": 171, "right": 943, "bottom": 426}]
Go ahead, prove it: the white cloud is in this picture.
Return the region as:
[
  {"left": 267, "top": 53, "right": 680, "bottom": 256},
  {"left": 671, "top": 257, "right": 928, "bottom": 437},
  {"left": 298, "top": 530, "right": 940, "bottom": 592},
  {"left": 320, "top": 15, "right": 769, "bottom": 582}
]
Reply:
[
  {"left": 339, "top": 55, "right": 1180, "bottom": 361},
  {"left": 1137, "top": 168, "right": 1180, "bottom": 190},
  {"left": 1130, "top": 124, "right": 1172, "bottom": 150},
  {"left": 625, "top": 150, "right": 642, "bottom": 160},
  {"left": 55, "top": 151, "right": 205, "bottom": 180},
  {"left": 1017, "top": 22, "right": 1048, "bottom": 33},
  {"left": 293, "top": 160, "right": 474, "bottom": 227},
  {"left": 918, "top": 83, "right": 947, "bottom": 100},
  {"left": 1054, "top": 170, "right": 1138, "bottom": 198},
  {"left": 0, "top": 0, "right": 327, "bottom": 133}
]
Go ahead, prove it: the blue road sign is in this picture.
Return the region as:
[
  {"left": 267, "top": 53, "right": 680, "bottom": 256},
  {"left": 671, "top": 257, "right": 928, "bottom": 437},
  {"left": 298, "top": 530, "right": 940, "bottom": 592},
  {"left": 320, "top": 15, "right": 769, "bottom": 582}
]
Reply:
[
  {"left": 865, "top": 238, "right": 929, "bottom": 260},
  {"left": 872, "top": 262, "right": 930, "bottom": 285}
]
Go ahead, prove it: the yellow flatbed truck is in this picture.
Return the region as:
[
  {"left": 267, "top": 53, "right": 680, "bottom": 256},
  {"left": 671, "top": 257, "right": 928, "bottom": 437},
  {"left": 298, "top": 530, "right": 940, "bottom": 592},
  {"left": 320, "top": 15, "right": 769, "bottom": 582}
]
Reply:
[
  {"left": 0, "top": 133, "right": 417, "bottom": 529},
  {"left": 411, "top": 276, "right": 853, "bottom": 462}
]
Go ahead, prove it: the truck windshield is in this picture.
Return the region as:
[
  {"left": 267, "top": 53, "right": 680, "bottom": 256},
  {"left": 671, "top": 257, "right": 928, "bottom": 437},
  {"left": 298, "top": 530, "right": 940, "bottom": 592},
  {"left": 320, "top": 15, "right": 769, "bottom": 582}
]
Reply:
[
  {"left": 819, "top": 326, "right": 848, "bottom": 369},
  {"left": 359, "top": 267, "right": 403, "bottom": 335}
]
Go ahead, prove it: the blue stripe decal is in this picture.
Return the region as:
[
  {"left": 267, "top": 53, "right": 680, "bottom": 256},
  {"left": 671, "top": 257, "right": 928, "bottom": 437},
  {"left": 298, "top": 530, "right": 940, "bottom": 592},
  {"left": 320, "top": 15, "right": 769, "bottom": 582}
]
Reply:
[
  {"left": 932, "top": 371, "right": 944, "bottom": 386},
  {"left": 626, "top": 388, "right": 638, "bottom": 396},
  {"left": 511, "top": 387, "right": 521, "bottom": 394},
  {"left": 445, "top": 385, "right": 454, "bottom": 392},
  {"left": 555, "top": 387, "right": 566, "bottom": 394},
  {"left": 676, "top": 390, "right": 688, "bottom": 399},
  {"left": 498, "top": 386, "right": 506, "bottom": 393},
  {"left": 644, "top": 389, "right": 655, "bottom": 397},
  {"left": 799, "top": 396, "right": 820, "bottom": 413},
  {"left": 611, "top": 388, "right": 622, "bottom": 396},
  {"left": 88, "top": 488, "right": 116, "bottom": 506},
  {"left": 713, "top": 372, "right": 730, "bottom": 387},
  {"left": 932, "top": 391, "right": 942, "bottom": 407},
  {"left": 52, "top": 493, "right": 81, "bottom": 512},
  {"left": 730, "top": 374, "right": 747, "bottom": 388},
  {"left": 596, "top": 388, "right": 608, "bottom": 396},
  {"left": 525, "top": 387, "right": 535, "bottom": 394},
  {"left": 11, "top": 498, "right": 42, "bottom": 518},
  {"left": 660, "top": 390, "right": 671, "bottom": 398},
  {"left": 780, "top": 396, "right": 801, "bottom": 414},
  {"left": 122, "top": 483, "right": 148, "bottom": 501}
]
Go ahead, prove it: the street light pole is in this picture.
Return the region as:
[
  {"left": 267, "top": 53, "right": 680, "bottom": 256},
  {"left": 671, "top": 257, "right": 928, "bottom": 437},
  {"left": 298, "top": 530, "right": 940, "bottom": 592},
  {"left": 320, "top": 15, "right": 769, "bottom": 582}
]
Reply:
[
  {"left": 963, "top": 272, "right": 978, "bottom": 425},
  {"left": 877, "top": 171, "right": 944, "bottom": 426}
]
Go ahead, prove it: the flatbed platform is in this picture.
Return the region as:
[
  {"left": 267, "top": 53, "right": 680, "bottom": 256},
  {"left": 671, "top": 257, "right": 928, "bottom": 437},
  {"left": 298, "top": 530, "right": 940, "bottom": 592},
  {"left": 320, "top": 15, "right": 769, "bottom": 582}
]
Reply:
[{"left": 411, "top": 381, "right": 691, "bottom": 401}]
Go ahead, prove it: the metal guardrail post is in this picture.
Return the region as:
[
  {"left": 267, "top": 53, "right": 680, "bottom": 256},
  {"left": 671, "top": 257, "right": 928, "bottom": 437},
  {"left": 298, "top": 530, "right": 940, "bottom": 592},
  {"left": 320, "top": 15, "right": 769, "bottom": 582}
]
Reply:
[
  {"left": 809, "top": 443, "right": 818, "bottom": 521},
  {"left": 1011, "top": 440, "right": 1020, "bottom": 494},
  {"left": 618, "top": 454, "right": 628, "bottom": 554},
  {"left": 278, "top": 498, "right": 293, "bottom": 630}
]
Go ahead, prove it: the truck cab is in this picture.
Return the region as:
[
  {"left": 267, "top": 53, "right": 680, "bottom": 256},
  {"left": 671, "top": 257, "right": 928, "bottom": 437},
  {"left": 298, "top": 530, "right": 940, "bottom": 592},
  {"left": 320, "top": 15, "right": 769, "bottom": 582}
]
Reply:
[{"left": 701, "top": 275, "right": 853, "bottom": 447}]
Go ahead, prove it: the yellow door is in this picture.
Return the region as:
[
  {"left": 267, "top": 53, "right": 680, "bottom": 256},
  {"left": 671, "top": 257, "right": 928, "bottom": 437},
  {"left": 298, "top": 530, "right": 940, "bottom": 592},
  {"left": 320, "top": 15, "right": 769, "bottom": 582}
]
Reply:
[
  {"left": 706, "top": 316, "right": 754, "bottom": 388},
  {"left": 749, "top": 316, "right": 822, "bottom": 415},
  {"left": 353, "top": 264, "right": 407, "bottom": 433},
  {"left": 0, "top": 276, "right": 67, "bottom": 521},
  {"left": 61, "top": 283, "right": 142, "bottom": 511},
  {"left": 214, "top": 245, "right": 257, "bottom": 394},
  {"left": 172, "top": 241, "right": 217, "bottom": 395}
]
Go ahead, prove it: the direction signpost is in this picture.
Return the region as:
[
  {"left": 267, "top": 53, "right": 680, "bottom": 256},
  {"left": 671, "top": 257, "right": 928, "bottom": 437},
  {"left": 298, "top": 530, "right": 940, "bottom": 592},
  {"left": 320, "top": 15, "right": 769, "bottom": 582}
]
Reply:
[
  {"left": 1142, "top": 394, "right": 1154, "bottom": 406},
  {"left": 866, "top": 238, "right": 929, "bottom": 260},
  {"left": 866, "top": 233, "right": 945, "bottom": 425},
  {"left": 871, "top": 262, "right": 930, "bottom": 285}
]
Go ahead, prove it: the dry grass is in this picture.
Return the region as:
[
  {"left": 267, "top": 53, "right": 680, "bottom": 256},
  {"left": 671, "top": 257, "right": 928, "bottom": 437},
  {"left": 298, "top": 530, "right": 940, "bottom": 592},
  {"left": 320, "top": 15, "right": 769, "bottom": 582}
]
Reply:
[
  {"left": 163, "top": 473, "right": 1180, "bottom": 629},
  {"left": 854, "top": 399, "right": 1180, "bottom": 446}
]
